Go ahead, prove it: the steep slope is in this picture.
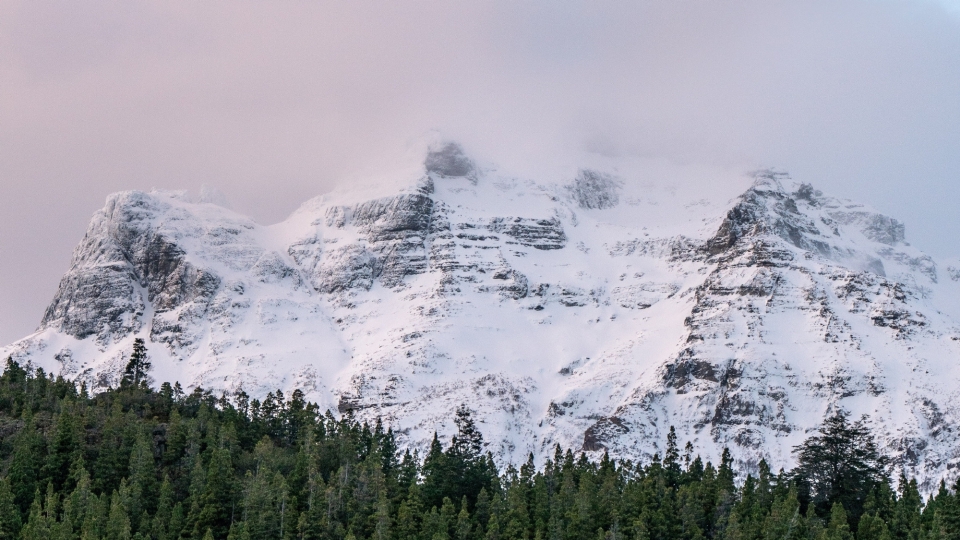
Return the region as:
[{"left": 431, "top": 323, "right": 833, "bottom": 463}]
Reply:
[
  {"left": 7, "top": 190, "right": 351, "bottom": 411},
  {"left": 4, "top": 144, "right": 960, "bottom": 489}
]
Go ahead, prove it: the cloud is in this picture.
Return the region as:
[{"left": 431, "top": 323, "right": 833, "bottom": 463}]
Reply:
[{"left": 1, "top": 0, "right": 959, "bottom": 342}]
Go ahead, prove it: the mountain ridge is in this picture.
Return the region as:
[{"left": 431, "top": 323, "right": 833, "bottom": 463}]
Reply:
[{"left": 4, "top": 144, "right": 960, "bottom": 491}]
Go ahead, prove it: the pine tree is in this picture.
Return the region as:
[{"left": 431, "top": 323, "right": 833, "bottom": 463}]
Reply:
[
  {"left": 422, "top": 432, "right": 450, "bottom": 511},
  {"left": 0, "top": 478, "right": 23, "bottom": 539},
  {"left": 663, "top": 426, "right": 681, "bottom": 488},
  {"left": 933, "top": 478, "right": 960, "bottom": 540},
  {"left": 240, "top": 466, "right": 286, "bottom": 540},
  {"left": 105, "top": 489, "right": 132, "bottom": 540},
  {"left": 189, "top": 448, "right": 237, "bottom": 539},
  {"left": 371, "top": 489, "right": 392, "bottom": 540},
  {"left": 121, "top": 338, "right": 151, "bottom": 389},
  {"left": 167, "top": 503, "right": 186, "bottom": 540},
  {"left": 0, "top": 357, "right": 939, "bottom": 540},
  {"left": 80, "top": 492, "right": 108, "bottom": 540},
  {"left": 889, "top": 475, "right": 922, "bottom": 540},
  {"left": 502, "top": 481, "right": 530, "bottom": 540},
  {"left": 793, "top": 411, "right": 888, "bottom": 525},
  {"left": 227, "top": 521, "right": 253, "bottom": 540},
  {"left": 805, "top": 503, "right": 824, "bottom": 539},
  {"left": 484, "top": 512, "right": 501, "bottom": 540},
  {"left": 819, "top": 502, "right": 853, "bottom": 540},
  {"left": 127, "top": 431, "right": 158, "bottom": 530},
  {"left": 761, "top": 487, "right": 804, "bottom": 540},
  {"left": 9, "top": 413, "right": 44, "bottom": 513},
  {"left": 452, "top": 405, "right": 484, "bottom": 461},
  {"left": 60, "top": 465, "right": 94, "bottom": 540},
  {"left": 473, "top": 487, "right": 492, "bottom": 539},
  {"left": 44, "top": 407, "right": 83, "bottom": 492},
  {"left": 456, "top": 497, "right": 471, "bottom": 540},
  {"left": 856, "top": 511, "right": 891, "bottom": 540},
  {"left": 93, "top": 402, "right": 137, "bottom": 495},
  {"left": 296, "top": 464, "right": 328, "bottom": 540},
  {"left": 422, "top": 506, "right": 447, "bottom": 540},
  {"left": 20, "top": 485, "right": 54, "bottom": 540},
  {"left": 395, "top": 486, "right": 424, "bottom": 540},
  {"left": 152, "top": 476, "right": 175, "bottom": 540}
]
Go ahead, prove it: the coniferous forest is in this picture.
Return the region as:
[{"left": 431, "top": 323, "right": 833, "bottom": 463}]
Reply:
[{"left": 2, "top": 356, "right": 960, "bottom": 540}]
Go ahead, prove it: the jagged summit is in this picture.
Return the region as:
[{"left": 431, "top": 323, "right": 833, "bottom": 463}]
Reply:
[
  {"left": 4, "top": 150, "right": 960, "bottom": 490},
  {"left": 424, "top": 142, "right": 476, "bottom": 178}
]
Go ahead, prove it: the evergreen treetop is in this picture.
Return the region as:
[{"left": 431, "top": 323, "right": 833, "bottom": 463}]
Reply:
[
  {"left": 121, "top": 338, "right": 151, "bottom": 389},
  {"left": 792, "top": 410, "right": 890, "bottom": 525}
]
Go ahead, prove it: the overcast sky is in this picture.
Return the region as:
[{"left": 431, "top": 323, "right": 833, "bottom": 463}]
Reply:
[{"left": 2, "top": 0, "right": 960, "bottom": 344}]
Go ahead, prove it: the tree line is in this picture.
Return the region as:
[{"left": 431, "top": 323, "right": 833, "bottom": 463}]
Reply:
[{"left": 0, "top": 352, "right": 959, "bottom": 540}]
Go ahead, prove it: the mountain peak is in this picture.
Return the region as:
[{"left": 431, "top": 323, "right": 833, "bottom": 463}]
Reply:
[
  {"left": 424, "top": 142, "right": 476, "bottom": 178},
  {"left": 4, "top": 158, "right": 959, "bottom": 491},
  {"left": 747, "top": 168, "right": 791, "bottom": 194}
]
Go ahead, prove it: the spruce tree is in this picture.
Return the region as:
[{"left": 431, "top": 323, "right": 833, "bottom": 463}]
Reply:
[
  {"left": 0, "top": 357, "right": 944, "bottom": 540},
  {"left": 81, "top": 492, "right": 108, "bottom": 540},
  {"left": 761, "top": 487, "right": 804, "bottom": 540},
  {"left": 473, "top": 487, "right": 492, "bottom": 539},
  {"left": 61, "top": 465, "right": 94, "bottom": 539},
  {"left": 933, "top": 478, "right": 960, "bottom": 540},
  {"left": 422, "top": 432, "right": 450, "bottom": 510},
  {"left": 18, "top": 495, "right": 47, "bottom": 540},
  {"left": 167, "top": 503, "right": 186, "bottom": 540},
  {"left": 889, "top": 475, "right": 922, "bottom": 540},
  {"left": 121, "top": 338, "right": 151, "bottom": 389},
  {"left": 44, "top": 407, "right": 83, "bottom": 492},
  {"left": 9, "top": 413, "right": 44, "bottom": 513},
  {"left": 152, "top": 477, "right": 175, "bottom": 540},
  {"left": 663, "top": 426, "right": 681, "bottom": 488},
  {"left": 127, "top": 431, "right": 158, "bottom": 530},
  {"left": 502, "top": 473, "right": 531, "bottom": 540},
  {"left": 792, "top": 411, "right": 888, "bottom": 525},
  {"left": 856, "top": 511, "right": 891, "bottom": 540},
  {"left": 820, "top": 502, "right": 854, "bottom": 540},
  {"left": 396, "top": 485, "right": 425, "bottom": 540},
  {"left": 484, "top": 512, "right": 501, "bottom": 540},
  {"left": 0, "top": 477, "right": 22, "bottom": 539},
  {"left": 189, "top": 448, "right": 237, "bottom": 539},
  {"left": 456, "top": 497, "right": 471, "bottom": 540},
  {"left": 105, "top": 489, "right": 132, "bottom": 540},
  {"left": 371, "top": 489, "right": 392, "bottom": 540}
]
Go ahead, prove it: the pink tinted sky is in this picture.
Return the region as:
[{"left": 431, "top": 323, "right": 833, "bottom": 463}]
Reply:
[{"left": 1, "top": 0, "right": 960, "bottom": 343}]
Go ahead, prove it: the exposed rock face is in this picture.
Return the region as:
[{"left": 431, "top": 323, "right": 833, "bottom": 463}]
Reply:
[
  {"left": 40, "top": 192, "right": 222, "bottom": 345},
  {"left": 488, "top": 217, "right": 567, "bottom": 250},
  {"left": 573, "top": 174, "right": 958, "bottom": 487},
  {"left": 567, "top": 169, "right": 621, "bottom": 209},
  {"left": 313, "top": 194, "right": 435, "bottom": 290},
  {"left": 706, "top": 172, "right": 830, "bottom": 257},
  {"left": 6, "top": 150, "right": 960, "bottom": 491},
  {"left": 425, "top": 142, "right": 475, "bottom": 178},
  {"left": 18, "top": 190, "right": 347, "bottom": 396}
]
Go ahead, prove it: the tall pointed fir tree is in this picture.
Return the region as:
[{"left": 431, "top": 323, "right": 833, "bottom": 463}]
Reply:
[
  {"left": 121, "top": 338, "right": 151, "bottom": 389},
  {"left": 0, "top": 477, "right": 22, "bottom": 539}
]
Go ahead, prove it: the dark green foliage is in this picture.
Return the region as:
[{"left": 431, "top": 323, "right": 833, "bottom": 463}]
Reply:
[
  {"left": 0, "top": 477, "right": 22, "bottom": 539},
  {"left": 7, "top": 414, "right": 43, "bottom": 514},
  {"left": 121, "top": 338, "right": 151, "bottom": 389},
  {"left": 792, "top": 410, "right": 889, "bottom": 525},
  {"left": 0, "top": 358, "right": 957, "bottom": 540},
  {"left": 421, "top": 405, "right": 498, "bottom": 513}
]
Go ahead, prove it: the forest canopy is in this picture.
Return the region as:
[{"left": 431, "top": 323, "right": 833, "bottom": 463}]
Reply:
[{"left": 1, "top": 357, "right": 959, "bottom": 540}]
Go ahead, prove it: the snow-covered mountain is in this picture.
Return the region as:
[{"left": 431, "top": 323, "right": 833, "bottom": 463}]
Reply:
[{"left": 5, "top": 143, "right": 960, "bottom": 489}]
